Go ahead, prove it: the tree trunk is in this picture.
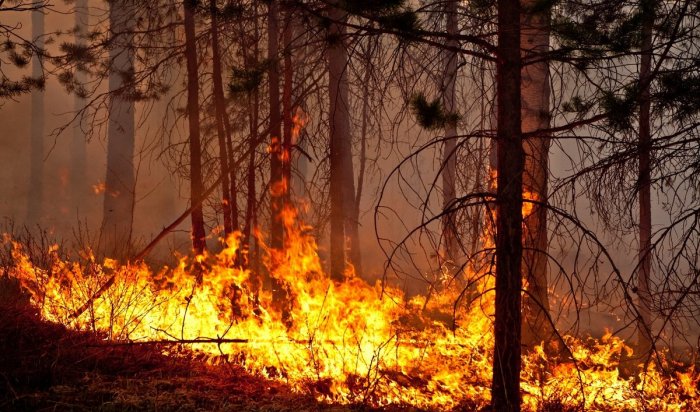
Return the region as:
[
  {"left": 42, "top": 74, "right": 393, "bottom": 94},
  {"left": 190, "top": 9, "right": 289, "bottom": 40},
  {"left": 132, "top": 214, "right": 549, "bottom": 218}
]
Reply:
[
  {"left": 223, "top": 104, "right": 239, "bottom": 232},
  {"left": 289, "top": 17, "right": 309, "bottom": 203},
  {"left": 328, "top": 2, "right": 356, "bottom": 280},
  {"left": 101, "top": 1, "right": 136, "bottom": 259},
  {"left": 268, "top": 0, "right": 283, "bottom": 250},
  {"left": 210, "top": 0, "right": 233, "bottom": 238},
  {"left": 242, "top": 7, "right": 260, "bottom": 269},
  {"left": 491, "top": 0, "right": 523, "bottom": 410},
  {"left": 27, "top": 6, "right": 44, "bottom": 225},
  {"left": 183, "top": 0, "right": 207, "bottom": 254},
  {"left": 441, "top": 0, "right": 459, "bottom": 265},
  {"left": 244, "top": 90, "right": 259, "bottom": 268},
  {"left": 226, "top": 130, "right": 239, "bottom": 231},
  {"left": 520, "top": 0, "right": 553, "bottom": 349},
  {"left": 637, "top": 0, "right": 655, "bottom": 359},
  {"left": 71, "top": 0, "right": 88, "bottom": 218},
  {"left": 353, "top": 37, "right": 374, "bottom": 279},
  {"left": 282, "top": 9, "right": 293, "bottom": 212}
]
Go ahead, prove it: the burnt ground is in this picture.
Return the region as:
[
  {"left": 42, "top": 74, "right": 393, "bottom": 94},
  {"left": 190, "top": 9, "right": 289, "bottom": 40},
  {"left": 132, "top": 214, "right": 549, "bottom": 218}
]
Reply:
[{"left": 0, "top": 302, "right": 423, "bottom": 412}]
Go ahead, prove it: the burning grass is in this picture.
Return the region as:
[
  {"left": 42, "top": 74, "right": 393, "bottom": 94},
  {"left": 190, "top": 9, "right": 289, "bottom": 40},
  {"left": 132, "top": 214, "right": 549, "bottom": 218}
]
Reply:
[
  {"left": 0, "top": 210, "right": 698, "bottom": 411},
  {"left": 0, "top": 300, "right": 353, "bottom": 411}
]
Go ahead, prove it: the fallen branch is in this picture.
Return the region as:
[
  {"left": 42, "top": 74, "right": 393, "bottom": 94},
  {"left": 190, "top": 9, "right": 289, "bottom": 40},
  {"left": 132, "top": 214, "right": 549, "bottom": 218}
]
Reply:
[
  {"left": 86, "top": 336, "right": 471, "bottom": 349},
  {"left": 87, "top": 338, "right": 252, "bottom": 346}
]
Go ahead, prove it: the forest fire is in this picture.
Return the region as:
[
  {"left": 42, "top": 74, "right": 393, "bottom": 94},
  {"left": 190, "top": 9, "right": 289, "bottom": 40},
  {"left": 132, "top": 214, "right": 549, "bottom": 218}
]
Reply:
[
  {"left": 5, "top": 208, "right": 698, "bottom": 411},
  {"left": 2, "top": 0, "right": 700, "bottom": 410}
]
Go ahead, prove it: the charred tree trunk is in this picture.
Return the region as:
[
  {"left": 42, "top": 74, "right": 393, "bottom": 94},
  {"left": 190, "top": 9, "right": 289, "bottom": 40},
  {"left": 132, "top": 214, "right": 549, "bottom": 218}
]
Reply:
[
  {"left": 184, "top": 0, "right": 207, "bottom": 254},
  {"left": 27, "top": 7, "right": 44, "bottom": 225},
  {"left": 268, "top": 0, "right": 283, "bottom": 250},
  {"left": 491, "top": 0, "right": 523, "bottom": 410},
  {"left": 101, "top": 1, "right": 136, "bottom": 259},
  {"left": 637, "top": 0, "right": 655, "bottom": 359},
  {"left": 520, "top": 0, "right": 553, "bottom": 349},
  {"left": 210, "top": 0, "right": 233, "bottom": 238},
  {"left": 328, "top": 3, "right": 357, "bottom": 280},
  {"left": 441, "top": 0, "right": 459, "bottom": 265},
  {"left": 71, "top": 0, "right": 88, "bottom": 218}
]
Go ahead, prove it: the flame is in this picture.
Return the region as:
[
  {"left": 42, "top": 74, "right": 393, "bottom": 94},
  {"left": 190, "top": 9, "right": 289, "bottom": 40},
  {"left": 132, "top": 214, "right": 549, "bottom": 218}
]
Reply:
[
  {"left": 270, "top": 176, "right": 288, "bottom": 198},
  {"left": 92, "top": 181, "right": 106, "bottom": 194},
  {"left": 522, "top": 189, "right": 538, "bottom": 219},
  {"left": 4, "top": 206, "right": 699, "bottom": 410},
  {"left": 291, "top": 107, "right": 308, "bottom": 146}
]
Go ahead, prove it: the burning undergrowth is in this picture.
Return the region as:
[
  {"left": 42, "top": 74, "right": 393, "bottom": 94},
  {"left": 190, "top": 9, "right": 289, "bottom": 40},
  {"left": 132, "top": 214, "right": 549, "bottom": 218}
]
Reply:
[
  {"left": 1, "top": 210, "right": 698, "bottom": 411},
  {"left": 0, "top": 299, "right": 334, "bottom": 411}
]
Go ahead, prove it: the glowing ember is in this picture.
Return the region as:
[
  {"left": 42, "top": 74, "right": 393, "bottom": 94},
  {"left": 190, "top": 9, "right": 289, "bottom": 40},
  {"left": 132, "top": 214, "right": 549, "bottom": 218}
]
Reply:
[
  {"left": 92, "top": 181, "right": 106, "bottom": 194},
  {"left": 4, "top": 208, "right": 699, "bottom": 410}
]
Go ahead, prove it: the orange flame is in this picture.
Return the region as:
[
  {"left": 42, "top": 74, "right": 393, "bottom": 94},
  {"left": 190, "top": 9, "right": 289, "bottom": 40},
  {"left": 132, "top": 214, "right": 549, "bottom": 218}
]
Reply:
[
  {"left": 5, "top": 205, "right": 699, "bottom": 410},
  {"left": 92, "top": 181, "right": 106, "bottom": 194}
]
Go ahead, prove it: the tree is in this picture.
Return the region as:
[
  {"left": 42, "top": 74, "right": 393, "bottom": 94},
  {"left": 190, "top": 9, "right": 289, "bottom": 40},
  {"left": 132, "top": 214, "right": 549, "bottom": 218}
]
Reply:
[
  {"left": 210, "top": 0, "right": 234, "bottom": 238},
  {"left": 101, "top": 0, "right": 137, "bottom": 259},
  {"left": 441, "top": 0, "right": 459, "bottom": 265},
  {"left": 70, "top": 0, "right": 89, "bottom": 218},
  {"left": 491, "top": 0, "right": 524, "bottom": 410},
  {"left": 268, "top": 0, "right": 284, "bottom": 250},
  {"left": 282, "top": 5, "right": 294, "bottom": 211},
  {"left": 239, "top": 4, "right": 262, "bottom": 271},
  {"left": 328, "top": 1, "right": 357, "bottom": 280},
  {"left": 550, "top": 0, "right": 699, "bottom": 362},
  {"left": 520, "top": 0, "right": 553, "bottom": 349},
  {"left": 635, "top": 0, "right": 656, "bottom": 359},
  {"left": 183, "top": 0, "right": 207, "bottom": 254},
  {"left": 27, "top": 5, "right": 45, "bottom": 225}
]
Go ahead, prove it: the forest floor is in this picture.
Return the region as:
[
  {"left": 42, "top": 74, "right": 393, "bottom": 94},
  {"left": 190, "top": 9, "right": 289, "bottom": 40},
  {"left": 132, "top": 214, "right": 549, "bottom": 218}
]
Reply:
[{"left": 0, "top": 302, "right": 412, "bottom": 412}]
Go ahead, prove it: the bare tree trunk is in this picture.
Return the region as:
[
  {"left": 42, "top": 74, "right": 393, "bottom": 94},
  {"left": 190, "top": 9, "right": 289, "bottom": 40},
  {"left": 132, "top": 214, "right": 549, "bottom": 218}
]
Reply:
[
  {"left": 210, "top": 0, "right": 233, "bottom": 238},
  {"left": 268, "top": 0, "right": 283, "bottom": 250},
  {"left": 353, "top": 37, "right": 374, "bottom": 278},
  {"left": 225, "top": 125, "right": 239, "bottom": 231},
  {"left": 27, "top": 7, "right": 44, "bottom": 225},
  {"left": 222, "top": 95, "right": 238, "bottom": 233},
  {"left": 244, "top": 90, "right": 259, "bottom": 266},
  {"left": 520, "top": 0, "right": 553, "bottom": 349},
  {"left": 282, "top": 10, "right": 293, "bottom": 212},
  {"left": 491, "top": 0, "right": 523, "bottom": 410},
  {"left": 243, "top": 8, "right": 260, "bottom": 268},
  {"left": 71, "top": 0, "right": 88, "bottom": 218},
  {"left": 289, "top": 17, "right": 309, "bottom": 202},
  {"left": 344, "top": 147, "right": 361, "bottom": 276},
  {"left": 338, "top": 17, "right": 360, "bottom": 277},
  {"left": 328, "top": 2, "right": 356, "bottom": 280},
  {"left": 441, "top": 0, "right": 459, "bottom": 264},
  {"left": 101, "top": 1, "right": 136, "bottom": 259},
  {"left": 183, "top": 0, "right": 207, "bottom": 254},
  {"left": 637, "top": 0, "right": 655, "bottom": 359}
]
